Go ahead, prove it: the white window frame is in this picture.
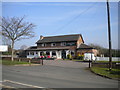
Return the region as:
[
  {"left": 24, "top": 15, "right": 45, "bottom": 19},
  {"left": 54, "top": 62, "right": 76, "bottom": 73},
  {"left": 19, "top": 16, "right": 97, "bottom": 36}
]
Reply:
[
  {"left": 51, "top": 43, "right": 56, "bottom": 46},
  {"left": 61, "top": 42, "right": 66, "bottom": 46},
  {"left": 41, "top": 43, "right": 46, "bottom": 47}
]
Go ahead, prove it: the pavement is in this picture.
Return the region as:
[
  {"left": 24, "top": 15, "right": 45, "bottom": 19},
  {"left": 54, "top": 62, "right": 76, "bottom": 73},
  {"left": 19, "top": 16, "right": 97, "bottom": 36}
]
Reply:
[{"left": 2, "top": 60, "right": 119, "bottom": 88}]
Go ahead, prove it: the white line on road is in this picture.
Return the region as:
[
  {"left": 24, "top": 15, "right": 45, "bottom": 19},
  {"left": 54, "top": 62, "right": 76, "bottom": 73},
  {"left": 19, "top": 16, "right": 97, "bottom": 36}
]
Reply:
[
  {"left": 4, "top": 80, "right": 45, "bottom": 88},
  {"left": 0, "top": 80, "right": 6, "bottom": 83},
  {"left": 0, "top": 83, "right": 14, "bottom": 88}
]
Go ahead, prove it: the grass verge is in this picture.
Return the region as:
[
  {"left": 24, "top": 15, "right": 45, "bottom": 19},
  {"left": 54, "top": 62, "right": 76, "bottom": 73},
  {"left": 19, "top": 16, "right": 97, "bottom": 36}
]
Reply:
[
  {"left": 64, "top": 59, "right": 120, "bottom": 63},
  {"left": 0, "top": 60, "right": 31, "bottom": 65},
  {"left": 91, "top": 67, "right": 120, "bottom": 80},
  {"left": 95, "top": 61, "right": 120, "bottom": 63}
]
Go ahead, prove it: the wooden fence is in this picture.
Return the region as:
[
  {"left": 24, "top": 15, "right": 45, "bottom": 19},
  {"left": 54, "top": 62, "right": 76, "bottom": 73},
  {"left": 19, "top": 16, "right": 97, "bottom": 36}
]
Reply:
[
  {"left": 2, "top": 57, "right": 43, "bottom": 64},
  {"left": 91, "top": 62, "right": 120, "bottom": 69}
]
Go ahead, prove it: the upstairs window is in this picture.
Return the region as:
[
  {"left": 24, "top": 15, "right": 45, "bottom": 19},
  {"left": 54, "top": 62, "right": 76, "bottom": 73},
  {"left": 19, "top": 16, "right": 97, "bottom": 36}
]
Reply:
[
  {"left": 66, "top": 42, "right": 76, "bottom": 46},
  {"left": 61, "top": 42, "right": 66, "bottom": 46},
  {"left": 41, "top": 43, "right": 46, "bottom": 47},
  {"left": 51, "top": 43, "right": 56, "bottom": 46}
]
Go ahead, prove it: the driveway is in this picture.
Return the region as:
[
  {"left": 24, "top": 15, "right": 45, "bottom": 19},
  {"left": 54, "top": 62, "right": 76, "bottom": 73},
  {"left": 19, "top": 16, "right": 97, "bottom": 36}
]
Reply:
[
  {"left": 2, "top": 60, "right": 119, "bottom": 88},
  {"left": 43, "top": 60, "right": 89, "bottom": 68}
]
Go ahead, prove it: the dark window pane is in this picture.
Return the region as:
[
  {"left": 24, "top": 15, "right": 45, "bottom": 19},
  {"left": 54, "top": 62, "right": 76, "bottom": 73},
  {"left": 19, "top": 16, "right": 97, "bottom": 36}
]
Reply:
[
  {"left": 46, "top": 52, "right": 50, "bottom": 55},
  {"left": 52, "top": 51, "right": 56, "bottom": 55}
]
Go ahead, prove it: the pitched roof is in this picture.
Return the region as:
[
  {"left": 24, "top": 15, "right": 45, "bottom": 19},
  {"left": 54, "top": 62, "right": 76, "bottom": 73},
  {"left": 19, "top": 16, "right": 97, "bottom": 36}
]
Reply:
[
  {"left": 26, "top": 46, "right": 72, "bottom": 51},
  {"left": 77, "top": 43, "right": 94, "bottom": 49},
  {"left": 27, "top": 46, "right": 37, "bottom": 50},
  {"left": 36, "top": 34, "right": 83, "bottom": 43}
]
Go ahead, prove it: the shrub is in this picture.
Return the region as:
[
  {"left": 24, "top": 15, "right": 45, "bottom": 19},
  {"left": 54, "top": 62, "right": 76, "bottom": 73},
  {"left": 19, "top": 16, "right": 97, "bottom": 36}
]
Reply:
[
  {"left": 77, "top": 54, "right": 84, "bottom": 60},
  {"left": 43, "top": 53, "right": 46, "bottom": 58},
  {"left": 67, "top": 54, "right": 72, "bottom": 60}
]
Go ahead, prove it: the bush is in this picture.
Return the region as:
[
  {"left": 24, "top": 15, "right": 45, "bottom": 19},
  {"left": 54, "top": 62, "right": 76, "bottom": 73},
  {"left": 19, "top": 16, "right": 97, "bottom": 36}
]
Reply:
[
  {"left": 2, "top": 52, "right": 12, "bottom": 55},
  {"left": 67, "top": 54, "right": 72, "bottom": 60},
  {"left": 43, "top": 53, "right": 47, "bottom": 58},
  {"left": 77, "top": 54, "right": 84, "bottom": 60}
]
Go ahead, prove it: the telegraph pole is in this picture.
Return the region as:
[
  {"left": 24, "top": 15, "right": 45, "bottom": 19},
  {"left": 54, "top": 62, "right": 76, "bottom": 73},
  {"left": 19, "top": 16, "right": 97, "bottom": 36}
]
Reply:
[{"left": 106, "top": 0, "right": 112, "bottom": 71}]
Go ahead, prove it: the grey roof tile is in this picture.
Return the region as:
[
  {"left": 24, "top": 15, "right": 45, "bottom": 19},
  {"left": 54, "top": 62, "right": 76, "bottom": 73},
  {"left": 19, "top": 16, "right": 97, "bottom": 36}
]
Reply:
[
  {"left": 78, "top": 43, "right": 94, "bottom": 49},
  {"left": 36, "top": 34, "right": 82, "bottom": 43}
]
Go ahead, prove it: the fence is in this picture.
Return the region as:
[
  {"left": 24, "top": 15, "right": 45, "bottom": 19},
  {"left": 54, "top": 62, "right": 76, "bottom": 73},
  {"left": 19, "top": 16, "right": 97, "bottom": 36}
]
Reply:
[
  {"left": 2, "top": 57, "right": 43, "bottom": 64},
  {"left": 0, "top": 55, "right": 18, "bottom": 58},
  {"left": 91, "top": 62, "right": 120, "bottom": 69},
  {"left": 96, "top": 57, "right": 120, "bottom": 61}
]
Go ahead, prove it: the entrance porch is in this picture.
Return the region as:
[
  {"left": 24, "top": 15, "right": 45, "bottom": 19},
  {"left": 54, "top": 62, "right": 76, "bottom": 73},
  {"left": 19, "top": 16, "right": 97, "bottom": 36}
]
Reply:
[{"left": 27, "top": 50, "right": 75, "bottom": 59}]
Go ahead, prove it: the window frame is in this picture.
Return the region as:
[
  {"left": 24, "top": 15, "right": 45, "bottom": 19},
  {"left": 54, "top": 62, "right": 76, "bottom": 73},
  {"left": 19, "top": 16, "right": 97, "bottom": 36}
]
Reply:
[
  {"left": 51, "top": 43, "right": 56, "bottom": 46},
  {"left": 61, "top": 42, "right": 66, "bottom": 46},
  {"left": 41, "top": 43, "right": 46, "bottom": 47}
]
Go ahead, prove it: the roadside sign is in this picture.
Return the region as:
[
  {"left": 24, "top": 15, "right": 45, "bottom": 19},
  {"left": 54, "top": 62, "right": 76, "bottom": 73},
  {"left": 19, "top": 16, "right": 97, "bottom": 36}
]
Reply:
[{"left": 0, "top": 45, "right": 8, "bottom": 52}]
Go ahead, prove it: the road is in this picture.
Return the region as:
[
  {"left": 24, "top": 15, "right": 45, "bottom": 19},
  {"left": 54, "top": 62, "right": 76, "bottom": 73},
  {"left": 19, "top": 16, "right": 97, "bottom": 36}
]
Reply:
[{"left": 2, "top": 60, "right": 119, "bottom": 88}]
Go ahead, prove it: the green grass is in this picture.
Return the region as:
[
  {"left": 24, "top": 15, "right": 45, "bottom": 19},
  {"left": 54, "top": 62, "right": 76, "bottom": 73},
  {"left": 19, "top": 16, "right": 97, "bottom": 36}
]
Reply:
[
  {"left": 0, "top": 60, "right": 31, "bottom": 65},
  {"left": 0, "top": 60, "right": 2, "bottom": 64},
  {"left": 95, "top": 61, "right": 120, "bottom": 63},
  {"left": 64, "top": 59, "right": 120, "bottom": 63},
  {"left": 91, "top": 67, "right": 120, "bottom": 79}
]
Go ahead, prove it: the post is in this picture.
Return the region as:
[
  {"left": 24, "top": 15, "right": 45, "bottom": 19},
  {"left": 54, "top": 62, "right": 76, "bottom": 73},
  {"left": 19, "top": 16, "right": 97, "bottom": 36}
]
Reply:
[
  {"left": 29, "top": 59, "right": 31, "bottom": 66},
  {"left": 106, "top": 0, "right": 112, "bottom": 71},
  {"left": 91, "top": 53, "right": 93, "bottom": 67},
  {"left": 89, "top": 59, "right": 91, "bottom": 68},
  {"left": 39, "top": 58, "right": 41, "bottom": 64},
  {"left": 41, "top": 58, "right": 43, "bottom": 65},
  {"left": 19, "top": 58, "right": 21, "bottom": 62}
]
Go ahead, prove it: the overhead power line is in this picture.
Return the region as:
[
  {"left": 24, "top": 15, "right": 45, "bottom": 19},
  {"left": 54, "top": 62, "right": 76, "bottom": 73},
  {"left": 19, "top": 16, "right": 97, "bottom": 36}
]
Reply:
[{"left": 52, "top": 2, "right": 98, "bottom": 34}]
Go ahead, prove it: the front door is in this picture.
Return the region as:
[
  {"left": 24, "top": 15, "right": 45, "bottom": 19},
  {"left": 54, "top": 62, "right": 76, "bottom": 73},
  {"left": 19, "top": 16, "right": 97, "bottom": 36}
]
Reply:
[{"left": 62, "top": 50, "right": 66, "bottom": 59}]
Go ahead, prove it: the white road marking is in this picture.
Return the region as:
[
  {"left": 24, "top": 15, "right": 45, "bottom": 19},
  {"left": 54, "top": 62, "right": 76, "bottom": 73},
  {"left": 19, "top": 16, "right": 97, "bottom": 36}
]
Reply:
[
  {"left": 0, "top": 80, "right": 6, "bottom": 83},
  {"left": 4, "top": 80, "right": 44, "bottom": 88},
  {"left": 0, "top": 83, "right": 14, "bottom": 88}
]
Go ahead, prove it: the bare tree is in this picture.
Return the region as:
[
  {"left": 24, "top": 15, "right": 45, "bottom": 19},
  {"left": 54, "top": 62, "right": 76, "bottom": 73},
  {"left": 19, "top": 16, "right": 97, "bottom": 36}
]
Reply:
[
  {"left": 2, "top": 36, "right": 11, "bottom": 45},
  {"left": 0, "top": 16, "right": 35, "bottom": 61}
]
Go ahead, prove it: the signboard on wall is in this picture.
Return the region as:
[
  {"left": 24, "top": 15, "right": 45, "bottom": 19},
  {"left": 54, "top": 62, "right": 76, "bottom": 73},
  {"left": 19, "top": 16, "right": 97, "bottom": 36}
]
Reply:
[{"left": 0, "top": 45, "right": 8, "bottom": 52}]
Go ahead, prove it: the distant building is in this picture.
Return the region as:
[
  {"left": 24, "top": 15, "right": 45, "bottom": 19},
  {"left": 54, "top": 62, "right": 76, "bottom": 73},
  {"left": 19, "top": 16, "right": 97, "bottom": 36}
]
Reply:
[{"left": 23, "top": 34, "right": 98, "bottom": 59}]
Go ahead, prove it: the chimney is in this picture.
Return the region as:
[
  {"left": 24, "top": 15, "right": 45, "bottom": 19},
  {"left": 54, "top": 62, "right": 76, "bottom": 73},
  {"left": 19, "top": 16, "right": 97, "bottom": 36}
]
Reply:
[{"left": 40, "top": 35, "right": 44, "bottom": 40}]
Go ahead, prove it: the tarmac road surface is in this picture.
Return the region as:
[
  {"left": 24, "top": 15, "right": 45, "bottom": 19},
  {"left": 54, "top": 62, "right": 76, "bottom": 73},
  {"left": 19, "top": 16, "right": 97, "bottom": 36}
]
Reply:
[{"left": 2, "top": 60, "right": 119, "bottom": 88}]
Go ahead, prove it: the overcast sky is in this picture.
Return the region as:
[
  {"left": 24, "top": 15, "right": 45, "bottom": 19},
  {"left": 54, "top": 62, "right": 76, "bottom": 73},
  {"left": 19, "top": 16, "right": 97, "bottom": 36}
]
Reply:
[{"left": 2, "top": 2, "right": 118, "bottom": 49}]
